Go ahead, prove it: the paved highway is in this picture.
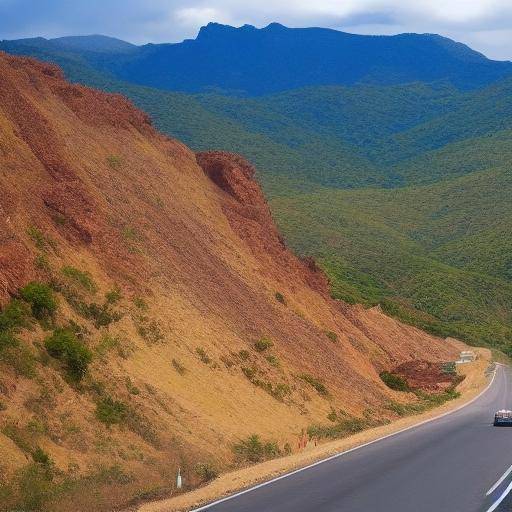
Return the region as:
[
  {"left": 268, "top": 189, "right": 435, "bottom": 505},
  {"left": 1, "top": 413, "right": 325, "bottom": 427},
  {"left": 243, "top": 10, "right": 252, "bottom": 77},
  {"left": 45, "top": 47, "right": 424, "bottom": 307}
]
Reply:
[{"left": 196, "top": 364, "right": 512, "bottom": 512}]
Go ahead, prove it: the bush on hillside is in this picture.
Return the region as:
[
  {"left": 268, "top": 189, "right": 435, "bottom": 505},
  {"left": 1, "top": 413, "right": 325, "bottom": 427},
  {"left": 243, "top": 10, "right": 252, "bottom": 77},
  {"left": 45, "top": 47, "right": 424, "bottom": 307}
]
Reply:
[
  {"left": 19, "top": 282, "right": 57, "bottom": 320},
  {"left": 44, "top": 328, "right": 92, "bottom": 381},
  {"left": 380, "top": 371, "right": 409, "bottom": 392}
]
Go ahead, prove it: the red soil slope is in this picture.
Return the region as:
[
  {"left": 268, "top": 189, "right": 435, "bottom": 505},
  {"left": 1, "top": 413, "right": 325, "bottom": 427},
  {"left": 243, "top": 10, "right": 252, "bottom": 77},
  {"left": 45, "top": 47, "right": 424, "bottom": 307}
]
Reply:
[{"left": 0, "top": 53, "right": 459, "bottom": 511}]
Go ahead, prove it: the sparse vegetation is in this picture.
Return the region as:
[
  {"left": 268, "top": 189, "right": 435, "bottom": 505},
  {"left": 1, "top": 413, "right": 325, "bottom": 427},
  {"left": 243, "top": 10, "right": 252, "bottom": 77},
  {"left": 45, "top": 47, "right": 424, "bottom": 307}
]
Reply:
[
  {"left": 195, "top": 462, "right": 218, "bottom": 482},
  {"left": 299, "top": 373, "right": 328, "bottom": 396},
  {"left": 380, "top": 371, "right": 410, "bottom": 392},
  {"left": 44, "top": 328, "right": 92, "bottom": 381},
  {"left": 20, "top": 282, "right": 57, "bottom": 320},
  {"left": 136, "top": 317, "right": 164, "bottom": 344},
  {"left": 196, "top": 347, "right": 211, "bottom": 364},
  {"left": 95, "top": 396, "right": 128, "bottom": 425},
  {"left": 308, "top": 416, "right": 375, "bottom": 440},
  {"left": 31, "top": 447, "right": 52, "bottom": 466},
  {"left": 61, "top": 266, "right": 97, "bottom": 292},
  {"left": 274, "top": 292, "right": 286, "bottom": 304},
  {"left": 325, "top": 331, "right": 338, "bottom": 343},
  {"left": 385, "top": 385, "right": 461, "bottom": 417},
  {"left": 238, "top": 349, "right": 250, "bottom": 361},
  {"left": 266, "top": 354, "right": 280, "bottom": 367},
  {"left": 133, "top": 297, "right": 148, "bottom": 310},
  {"left": 172, "top": 358, "right": 186, "bottom": 375},
  {"left": 254, "top": 336, "right": 273, "bottom": 352},
  {"left": 105, "top": 287, "right": 122, "bottom": 304},
  {"left": 27, "top": 226, "right": 55, "bottom": 252},
  {"left": 35, "top": 253, "right": 51, "bottom": 271},
  {"left": 107, "top": 154, "right": 122, "bottom": 169}
]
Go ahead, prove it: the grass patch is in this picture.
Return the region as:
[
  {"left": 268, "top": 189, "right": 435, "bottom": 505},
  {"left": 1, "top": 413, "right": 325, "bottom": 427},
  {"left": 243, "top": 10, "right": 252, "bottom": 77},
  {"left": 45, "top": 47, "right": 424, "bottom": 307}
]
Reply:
[
  {"left": 308, "top": 416, "right": 376, "bottom": 440},
  {"left": 196, "top": 347, "right": 211, "bottom": 364},
  {"left": 107, "top": 154, "right": 122, "bottom": 169},
  {"left": 95, "top": 396, "right": 128, "bottom": 426},
  {"left": 195, "top": 462, "right": 218, "bottom": 483},
  {"left": 61, "top": 266, "right": 97, "bottom": 293},
  {"left": 172, "top": 358, "right": 186, "bottom": 375},
  {"left": 325, "top": 331, "right": 338, "bottom": 343},
  {"left": 298, "top": 373, "right": 328, "bottom": 396}
]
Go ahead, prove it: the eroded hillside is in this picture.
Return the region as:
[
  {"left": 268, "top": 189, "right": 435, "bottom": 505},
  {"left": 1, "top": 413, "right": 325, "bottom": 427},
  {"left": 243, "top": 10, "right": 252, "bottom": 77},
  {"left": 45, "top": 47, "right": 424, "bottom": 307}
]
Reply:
[{"left": 0, "top": 53, "right": 458, "bottom": 511}]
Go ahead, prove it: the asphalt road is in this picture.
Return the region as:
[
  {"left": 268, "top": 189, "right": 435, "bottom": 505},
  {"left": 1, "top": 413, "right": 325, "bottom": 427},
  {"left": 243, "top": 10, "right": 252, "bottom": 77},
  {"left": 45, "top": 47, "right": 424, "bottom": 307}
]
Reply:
[{"left": 197, "top": 364, "right": 512, "bottom": 512}]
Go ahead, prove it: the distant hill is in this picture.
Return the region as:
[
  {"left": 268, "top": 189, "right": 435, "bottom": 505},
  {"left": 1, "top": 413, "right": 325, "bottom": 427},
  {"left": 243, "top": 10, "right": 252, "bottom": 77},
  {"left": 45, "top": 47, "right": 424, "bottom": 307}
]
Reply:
[
  {"left": 3, "top": 23, "right": 512, "bottom": 94},
  {"left": 51, "top": 34, "right": 136, "bottom": 53}
]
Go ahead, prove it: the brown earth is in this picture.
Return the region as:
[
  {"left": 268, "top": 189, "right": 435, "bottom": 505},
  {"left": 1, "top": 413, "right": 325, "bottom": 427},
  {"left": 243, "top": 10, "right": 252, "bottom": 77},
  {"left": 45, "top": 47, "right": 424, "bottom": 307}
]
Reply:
[
  {"left": 0, "top": 52, "right": 460, "bottom": 511},
  {"left": 392, "top": 360, "right": 461, "bottom": 392}
]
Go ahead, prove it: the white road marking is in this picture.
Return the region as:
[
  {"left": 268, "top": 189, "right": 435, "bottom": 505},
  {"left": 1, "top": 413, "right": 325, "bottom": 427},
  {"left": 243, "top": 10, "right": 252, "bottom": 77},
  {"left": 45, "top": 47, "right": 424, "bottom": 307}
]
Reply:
[
  {"left": 486, "top": 480, "right": 512, "bottom": 512},
  {"left": 487, "top": 464, "right": 512, "bottom": 496},
  {"left": 190, "top": 365, "right": 499, "bottom": 511}
]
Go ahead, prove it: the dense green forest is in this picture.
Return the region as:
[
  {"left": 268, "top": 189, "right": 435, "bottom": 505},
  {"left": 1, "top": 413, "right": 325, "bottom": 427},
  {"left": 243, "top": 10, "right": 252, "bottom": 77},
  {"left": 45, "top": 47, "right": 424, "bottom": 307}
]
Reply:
[{"left": 2, "top": 37, "right": 512, "bottom": 352}]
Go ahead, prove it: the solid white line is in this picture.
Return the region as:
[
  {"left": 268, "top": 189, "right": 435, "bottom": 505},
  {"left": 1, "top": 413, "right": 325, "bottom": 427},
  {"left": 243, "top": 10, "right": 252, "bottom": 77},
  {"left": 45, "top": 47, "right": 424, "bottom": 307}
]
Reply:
[
  {"left": 487, "top": 464, "right": 512, "bottom": 496},
  {"left": 190, "top": 365, "right": 500, "bottom": 511},
  {"left": 486, "top": 479, "right": 512, "bottom": 512}
]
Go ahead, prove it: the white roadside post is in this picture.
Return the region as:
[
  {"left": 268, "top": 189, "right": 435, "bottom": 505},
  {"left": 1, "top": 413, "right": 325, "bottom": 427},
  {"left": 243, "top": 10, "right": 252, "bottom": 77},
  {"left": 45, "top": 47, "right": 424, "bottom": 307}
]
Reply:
[{"left": 177, "top": 467, "right": 182, "bottom": 490}]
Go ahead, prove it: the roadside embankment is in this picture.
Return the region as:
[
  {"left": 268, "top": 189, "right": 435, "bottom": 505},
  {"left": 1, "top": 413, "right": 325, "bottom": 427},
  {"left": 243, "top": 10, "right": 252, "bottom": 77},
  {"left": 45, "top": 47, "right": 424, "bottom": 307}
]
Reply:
[{"left": 138, "top": 347, "right": 493, "bottom": 512}]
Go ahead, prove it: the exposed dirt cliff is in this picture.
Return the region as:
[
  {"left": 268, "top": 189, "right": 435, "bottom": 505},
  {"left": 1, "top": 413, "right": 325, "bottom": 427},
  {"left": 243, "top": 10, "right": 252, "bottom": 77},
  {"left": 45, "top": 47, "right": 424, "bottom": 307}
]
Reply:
[{"left": 0, "top": 53, "right": 458, "bottom": 511}]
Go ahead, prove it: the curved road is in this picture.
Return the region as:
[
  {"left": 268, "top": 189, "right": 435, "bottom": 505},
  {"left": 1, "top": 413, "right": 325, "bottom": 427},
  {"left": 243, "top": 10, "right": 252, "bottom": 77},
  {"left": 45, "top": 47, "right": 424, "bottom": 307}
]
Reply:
[{"left": 196, "top": 364, "right": 512, "bottom": 512}]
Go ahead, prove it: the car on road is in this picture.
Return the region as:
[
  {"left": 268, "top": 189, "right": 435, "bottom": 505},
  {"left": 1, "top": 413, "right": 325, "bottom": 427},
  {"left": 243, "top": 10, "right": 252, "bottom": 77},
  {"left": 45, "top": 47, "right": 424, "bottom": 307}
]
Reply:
[{"left": 494, "top": 410, "right": 512, "bottom": 426}]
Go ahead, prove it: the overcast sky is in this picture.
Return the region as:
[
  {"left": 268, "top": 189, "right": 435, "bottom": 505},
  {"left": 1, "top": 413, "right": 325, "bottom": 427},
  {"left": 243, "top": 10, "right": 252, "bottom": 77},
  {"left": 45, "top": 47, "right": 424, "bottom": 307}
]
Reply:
[{"left": 1, "top": 0, "right": 512, "bottom": 60}]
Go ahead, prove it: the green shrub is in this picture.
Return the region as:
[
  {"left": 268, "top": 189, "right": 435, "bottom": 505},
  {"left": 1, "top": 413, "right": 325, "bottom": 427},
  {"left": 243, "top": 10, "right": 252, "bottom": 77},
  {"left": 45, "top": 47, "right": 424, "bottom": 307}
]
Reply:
[
  {"left": 20, "top": 282, "right": 57, "bottom": 320},
  {"left": 266, "top": 354, "right": 280, "bottom": 367},
  {"left": 31, "top": 447, "right": 51, "bottom": 466},
  {"left": 242, "top": 366, "right": 257, "bottom": 380},
  {"left": 233, "top": 434, "right": 281, "bottom": 463},
  {"left": 275, "top": 292, "right": 286, "bottom": 304},
  {"left": 61, "top": 266, "right": 97, "bottom": 293},
  {"left": 254, "top": 336, "right": 273, "bottom": 352},
  {"left": 44, "top": 328, "right": 92, "bottom": 381},
  {"left": 380, "top": 371, "right": 410, "bottom": 392},
  {"left": 107, "top": 154, "right": 122, "bottom": 169},
  {"left": 195, "top": 462, "right": 218, "bottom": 482},
  {"left": 325, "top": 331, "right": 338, "bottom": 343},
  {"left": 299, "top": 374, "right": 328, "bottom": 396},
  {"left": 133, "top": 297, "right": 148, "bottom": 310},
  {"left": 196, "top": 347, "right": 211, "bottom": 364},
  {"left": 95, "top": 397, "right": 128, "bottom": 426},
  {"left": 238, "top": 350, "right": 250, "bottom": 361},
  {"left": 105, "top": 287, "right": 122, "bottom": 304}
]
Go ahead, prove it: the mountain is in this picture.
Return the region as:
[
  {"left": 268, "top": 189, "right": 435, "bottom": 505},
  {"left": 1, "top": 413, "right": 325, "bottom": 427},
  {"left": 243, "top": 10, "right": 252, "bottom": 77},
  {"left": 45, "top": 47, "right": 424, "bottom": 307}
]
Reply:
[
  {"left": 0, "top": 53, "right": 458, "bottom": 511},
  {"left": 2, "top": 31, "right": 512, "bottom": 353},
  {"left": 4, "top": 23, "right": 512, "bottom": 96}
]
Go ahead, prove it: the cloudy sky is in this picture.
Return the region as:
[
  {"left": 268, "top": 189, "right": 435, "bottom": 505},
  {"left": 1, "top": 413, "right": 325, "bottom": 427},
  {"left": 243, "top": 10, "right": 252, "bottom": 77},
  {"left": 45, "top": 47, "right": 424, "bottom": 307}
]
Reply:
[{"left": 1, "top": 0, "right": 512, "bottom": 60}]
